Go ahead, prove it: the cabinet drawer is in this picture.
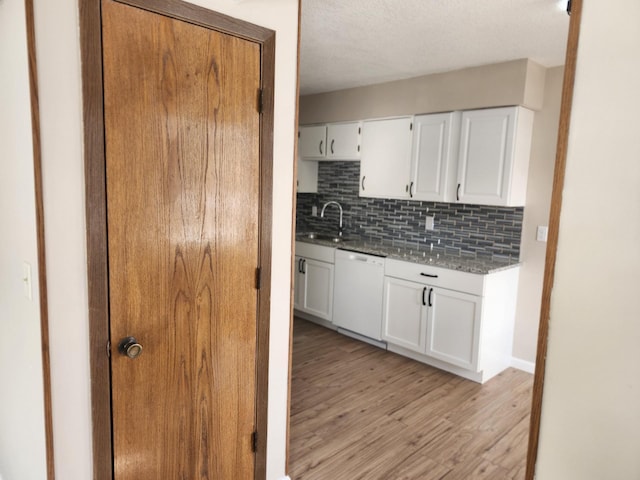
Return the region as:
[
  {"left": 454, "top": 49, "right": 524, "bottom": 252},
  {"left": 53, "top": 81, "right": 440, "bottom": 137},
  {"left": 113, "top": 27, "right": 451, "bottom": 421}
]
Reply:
[
  {"left": 295, "top": 241, "right": 335, "bottom": 264},
  {"left": 384, "top": 258, "right": 484, "bottom": 295}
]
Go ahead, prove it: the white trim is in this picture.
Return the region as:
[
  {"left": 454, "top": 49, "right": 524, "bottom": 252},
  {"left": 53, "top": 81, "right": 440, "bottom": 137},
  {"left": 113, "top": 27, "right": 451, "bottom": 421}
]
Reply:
[
  {"left": 279, "top": 476, "right": 292, "bottom": 480},
  {"left": 511, "top": 356, "right": 535, "bottom": 374}
]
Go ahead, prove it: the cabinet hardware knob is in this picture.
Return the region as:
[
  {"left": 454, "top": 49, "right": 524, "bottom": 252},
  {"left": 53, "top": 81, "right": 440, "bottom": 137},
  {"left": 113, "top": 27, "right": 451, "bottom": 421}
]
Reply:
[
  {"left": 330, "top": 139, "right": 335, "bottom": 154},
  {"left": 361, "top": 176, "right": 366, "bottom": 190},
  {"left": 422, "top": 287, "right": 427, "bottom": 306},
  {"left": 319, "top": 140, "right": 323, "bottom": 155},
  {"left": 118, "top": 336, "right": 143, "bottom": 359},
  {"left": 410, "top": 182, "right": 414, "bottom": 198},
  {"left": 428, "top": 287, "right": 433, "bottom": 307},
  {"left": 456, "top": 183, "right": 461, "bottom": 202}
]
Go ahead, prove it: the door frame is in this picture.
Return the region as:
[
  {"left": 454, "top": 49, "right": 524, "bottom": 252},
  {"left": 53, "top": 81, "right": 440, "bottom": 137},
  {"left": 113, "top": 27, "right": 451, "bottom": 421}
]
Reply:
[
  {"left": 25, "top": 0, "right": 55, "bottom": 477},
  {"left": 79, "top": 1, "right": 275, "bottom": 478},
  {"left": 525, "top": 0, "right": 583, "bottom": 477}
]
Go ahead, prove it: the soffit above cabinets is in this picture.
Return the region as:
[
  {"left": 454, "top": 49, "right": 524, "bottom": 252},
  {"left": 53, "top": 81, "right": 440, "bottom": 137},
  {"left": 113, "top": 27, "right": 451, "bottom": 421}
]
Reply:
[{"left": 300, "top": 0, "right": 570, "bottom": 95}]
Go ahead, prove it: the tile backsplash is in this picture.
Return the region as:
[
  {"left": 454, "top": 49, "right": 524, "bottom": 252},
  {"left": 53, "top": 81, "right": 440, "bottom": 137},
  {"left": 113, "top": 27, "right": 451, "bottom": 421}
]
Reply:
[{"left": 296, "top": 161, "right": 523, "bottom": 259}]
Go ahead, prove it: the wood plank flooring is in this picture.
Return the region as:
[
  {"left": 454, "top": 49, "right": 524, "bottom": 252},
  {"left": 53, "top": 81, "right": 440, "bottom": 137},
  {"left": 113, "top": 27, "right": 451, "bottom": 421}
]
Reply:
[{"left": 289, "top": 318, "right": 533, "bottom": 480}]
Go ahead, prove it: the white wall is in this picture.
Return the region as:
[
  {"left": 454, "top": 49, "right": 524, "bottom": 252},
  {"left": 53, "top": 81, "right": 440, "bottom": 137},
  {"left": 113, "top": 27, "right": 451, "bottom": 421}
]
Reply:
[
  {"left": 32, "top": 0, "right": 298, "bottom": 479},
  {"left": 0, "top": 0, "right": 48, "bottom": 478},
  {"left": 512, "top": 66, "right": 564, "bottom": 365},
  {"left": 535, "top": 1, "right": 640, "bottom": 478}
]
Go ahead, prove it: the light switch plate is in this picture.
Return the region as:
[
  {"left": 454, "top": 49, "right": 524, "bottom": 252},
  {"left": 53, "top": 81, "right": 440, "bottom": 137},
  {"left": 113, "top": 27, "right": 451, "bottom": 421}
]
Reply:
[
  {"left": 536, "top": 226, "right": 548, "bottom": 242},
  {"left": 311, "top": 205, "right": 318, "bottom": 217}
]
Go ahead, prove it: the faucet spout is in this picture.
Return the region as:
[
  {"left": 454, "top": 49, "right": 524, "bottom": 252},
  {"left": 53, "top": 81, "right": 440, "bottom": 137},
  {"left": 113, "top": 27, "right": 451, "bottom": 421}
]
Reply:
[{"left": 320, "top": 201, "right": 344, "bottom": 236}]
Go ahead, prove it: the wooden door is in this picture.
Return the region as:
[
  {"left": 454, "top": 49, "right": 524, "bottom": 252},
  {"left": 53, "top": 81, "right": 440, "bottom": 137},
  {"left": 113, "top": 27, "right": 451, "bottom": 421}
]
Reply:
[{"left": 102, "top": 0, "right": 261, "bottom": 477}]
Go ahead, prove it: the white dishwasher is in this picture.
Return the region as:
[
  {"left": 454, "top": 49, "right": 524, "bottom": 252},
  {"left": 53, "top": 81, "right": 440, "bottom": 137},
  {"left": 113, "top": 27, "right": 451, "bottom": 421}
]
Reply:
[{"left": 333, "top": 248, "right": 386, "bottom": 347}]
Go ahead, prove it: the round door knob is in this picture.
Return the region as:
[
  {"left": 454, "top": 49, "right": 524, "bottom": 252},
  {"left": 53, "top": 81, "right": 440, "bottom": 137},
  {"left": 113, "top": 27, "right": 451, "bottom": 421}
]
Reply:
[{"left": 118, "top": 336, "right": 143, "bottom": 359}]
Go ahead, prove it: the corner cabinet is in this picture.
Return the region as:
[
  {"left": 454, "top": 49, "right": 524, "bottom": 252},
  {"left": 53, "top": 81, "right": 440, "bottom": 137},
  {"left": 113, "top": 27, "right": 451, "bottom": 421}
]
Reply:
[
  {"left": 296, "top": 158, "right": 318, "bottom": 193},
  {"left": 456, "top": 106, "right": 534, "bottom": 206},
  {"left": 382, "top": 258, "right": 519, "bottom": 383},
  {"left": 293, "top": 242, "right": 335, "bottom": 322},
  {"left": 359, "top": 117, "right": 413, "bottom": 199}
]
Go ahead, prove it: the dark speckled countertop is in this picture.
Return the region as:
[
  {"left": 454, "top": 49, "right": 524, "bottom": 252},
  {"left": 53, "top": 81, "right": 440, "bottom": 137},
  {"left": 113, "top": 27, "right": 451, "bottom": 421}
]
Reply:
[{"left": 295, "top": 235, "right": 520, "bottom": 274}]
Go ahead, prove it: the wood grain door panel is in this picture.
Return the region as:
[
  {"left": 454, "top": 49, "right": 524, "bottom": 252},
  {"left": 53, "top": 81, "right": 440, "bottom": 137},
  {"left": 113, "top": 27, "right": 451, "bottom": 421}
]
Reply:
[{"left": 102, "top": 0, "right": 261, "bottom": 477}]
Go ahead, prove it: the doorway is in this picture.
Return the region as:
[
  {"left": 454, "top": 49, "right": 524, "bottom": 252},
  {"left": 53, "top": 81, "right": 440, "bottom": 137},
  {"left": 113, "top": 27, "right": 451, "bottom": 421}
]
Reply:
[{"left": 289, "top": 1, "right": 580, "bottom": 479}]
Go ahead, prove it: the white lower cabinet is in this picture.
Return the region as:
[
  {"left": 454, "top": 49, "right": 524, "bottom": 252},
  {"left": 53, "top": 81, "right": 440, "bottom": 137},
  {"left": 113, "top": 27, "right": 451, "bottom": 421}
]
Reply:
[
  {"left": 295, "top": 256, "right": 334, "bottom": 321},
  {"left": 426, "top": 287, "right": 481, "bottom": 371},
  {"left": 382, "top": 279, "right": 480, "bottom": 370},
  {"left": 382, "top": 277, "right": 428, "bottom": 353},
  {"left": 294, "top": 243, "right": 336, "bottom": 322},
  {"left": 383, "top": 258, "right": 518, "bottom": 383}
]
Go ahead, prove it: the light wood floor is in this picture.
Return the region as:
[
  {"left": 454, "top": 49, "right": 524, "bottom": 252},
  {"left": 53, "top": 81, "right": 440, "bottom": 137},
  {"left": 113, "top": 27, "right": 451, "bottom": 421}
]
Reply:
[{"left": 289, "top": 318, "right": 533, "bottom": 480}]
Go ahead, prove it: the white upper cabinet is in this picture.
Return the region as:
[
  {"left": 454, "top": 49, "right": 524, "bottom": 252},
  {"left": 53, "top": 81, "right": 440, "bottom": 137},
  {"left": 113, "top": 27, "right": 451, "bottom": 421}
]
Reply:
[
  {"left": 296, "top": 158, "right": 318, "bottom": 193},
  {"left": 410, "top": 112, "right": 460, "bottom": 202},
  {"left": 456, "top": 106, "right": 534, "bottom": 206},
  {"left": 359, "top": 117, "right": 413, "bottom": 199},
  {"left": 298, "top": 125, "right": 327, "bottom": 160},
  {"left": 326, "top": 122, "right": 361, "bottom": 160},
  {"left": 298, "top": 122, "right": 361, "bottom": 161}
]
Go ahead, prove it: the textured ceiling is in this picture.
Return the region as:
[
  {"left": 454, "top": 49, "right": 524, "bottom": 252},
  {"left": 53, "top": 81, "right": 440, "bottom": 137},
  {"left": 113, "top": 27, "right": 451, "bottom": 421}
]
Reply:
[{"left": 300, "top": 0, "right": 570, "bottom": 95}]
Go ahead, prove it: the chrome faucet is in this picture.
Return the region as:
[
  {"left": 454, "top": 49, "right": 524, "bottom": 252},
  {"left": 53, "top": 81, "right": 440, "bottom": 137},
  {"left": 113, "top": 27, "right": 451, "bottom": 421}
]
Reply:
[{"left": 320, "top": 201, "right": 344, "bottom": 237}]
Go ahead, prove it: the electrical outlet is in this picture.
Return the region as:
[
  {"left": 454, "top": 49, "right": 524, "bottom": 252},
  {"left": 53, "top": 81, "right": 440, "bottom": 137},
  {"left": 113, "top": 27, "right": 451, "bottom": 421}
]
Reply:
[
  {"left": 311, "top": 206, "right": 318, "bottom": 217},
  {"left": 425, "top": 215, "right": 435, "bottom": 231},
  {"left": 536, "top": 226, "right": 548, "bottom": 242}
]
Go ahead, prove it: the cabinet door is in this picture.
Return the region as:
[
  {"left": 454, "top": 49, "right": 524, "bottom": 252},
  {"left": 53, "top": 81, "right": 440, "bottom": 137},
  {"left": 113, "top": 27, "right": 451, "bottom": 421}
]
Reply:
[
  {"left": 382, "top": 277, "right": 428, "bottom": 353},
  {"left": 359, "top": 117, "right": 413, "bottom": 199},
  {"left": 293, "top": 256, "right": 304, "bottom": 310},
  {"left": 426, "top": 287, "right": 481, "bottom": 371},
  {"left": 410, "top": 112, "right": 458, "bottom": 202},
  {"left": 326, "top": 122, "right": 361, "bottom": 160},
  {"left": 299, "top": 125, "right": 327, "bottom": 159},
  {"left": 456, "top": 107, "right": 534, "bottom": 206},
  {"left": 296, "top": 158, "right": 318, "bottom": 193},
  {"left": 302, "top": 258, "right": 334, "bottom": 321}
]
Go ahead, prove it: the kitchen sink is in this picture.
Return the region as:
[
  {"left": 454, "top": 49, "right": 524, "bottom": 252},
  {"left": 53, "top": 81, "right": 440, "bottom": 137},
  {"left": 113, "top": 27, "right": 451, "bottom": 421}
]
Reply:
[{"left": 300, "top": 232, "right": 346, "bottom": 243}]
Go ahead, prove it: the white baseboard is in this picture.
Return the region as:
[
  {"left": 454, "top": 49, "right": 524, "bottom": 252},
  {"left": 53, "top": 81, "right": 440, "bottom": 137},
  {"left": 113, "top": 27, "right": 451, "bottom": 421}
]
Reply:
[
  {"left": 511, "top": 357, "right": 535, "bottom": 374},
  {"left": 279, "top": 476, "right": 292, "bottom": 480}
]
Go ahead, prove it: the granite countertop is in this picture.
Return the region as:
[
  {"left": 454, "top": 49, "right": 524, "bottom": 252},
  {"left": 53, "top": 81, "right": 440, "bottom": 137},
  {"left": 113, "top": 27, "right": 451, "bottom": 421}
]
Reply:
[{"left": 295, "top": 234, "right": 520, "bottom": 274}]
